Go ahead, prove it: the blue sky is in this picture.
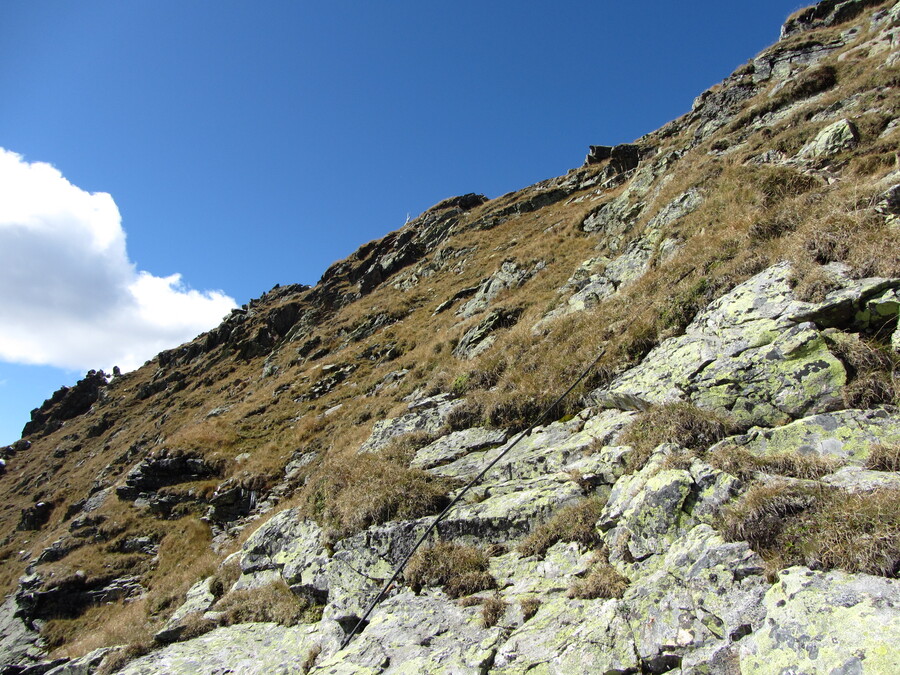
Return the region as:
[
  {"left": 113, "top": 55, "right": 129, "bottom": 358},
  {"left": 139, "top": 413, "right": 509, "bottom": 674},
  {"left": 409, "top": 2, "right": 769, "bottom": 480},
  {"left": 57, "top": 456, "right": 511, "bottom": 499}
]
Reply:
[{"left": 0, "top": 0, "right": 804, "bottom": 445}]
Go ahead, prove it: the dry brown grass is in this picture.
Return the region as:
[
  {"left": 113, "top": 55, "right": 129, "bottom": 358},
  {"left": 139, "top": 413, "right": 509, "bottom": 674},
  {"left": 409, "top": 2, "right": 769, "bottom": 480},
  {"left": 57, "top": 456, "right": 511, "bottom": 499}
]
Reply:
[
  {"left": 209, "top": 556, "right": 242, "bottom": 598},
  {"left": 302, "top": 644, "right": 322, "bottom": 674},
  {"left": 297, "top": 451, "right": 455, "bottom": 536},
  {"left": 709, "top": 445, "right": 844, "bottom": 481},
  {"left": 866, "top": 444, "right": 900, "bottom": 472},
  {"left": 480, "top": 594, "right": 506, "bottom": 628},
  {"left": 213, "top": 579, "right": 316, "bottom": 626},
  {"left": 518, "top": 496, "right": 605, "bottom": 558},
  {"left": 95, "top": 643, "right": 153, "bottom": 675},
  {"left": 827, "top": 333, "right": 899, "bottom": 408},
  {"left": 144, "top": 519, "right": 218, "bottom": 619},
  {"left": 568, "top": 549, "right": 629, "bottom": 600},
  {"left": 722, "top": 481, "right": 900, "bottom": 578},
  {"left": 620, "top": 402, "right": 738, "bottom": 473},
  {"left": 519, "top": 596, "right": 541, "bottom": 621},
  {"left": 47, "top": 599, "right": 153, "bottom": 659},
  {"left": 404, "top": 541, "right": 496, "bottom": 598}
]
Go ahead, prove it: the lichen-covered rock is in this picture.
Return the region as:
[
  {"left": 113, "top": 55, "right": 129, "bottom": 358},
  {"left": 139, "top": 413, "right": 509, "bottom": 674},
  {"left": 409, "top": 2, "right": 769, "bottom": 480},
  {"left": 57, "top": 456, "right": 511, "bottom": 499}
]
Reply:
[
  {"left": 602, "top": 465, "right": 695, "bottom": 562},
  {"left": 429, "top": 410, "right": 633, "bottom": 485},
  {"left": 457, "top": 261, "right": 543, "bottom": 318},
  {"left": 238, "top": 510, "right": 329, "bottom": 600},
  {"left": 312, "top": 591, "right": 502, "bottom": 675},
  {"left": 622, "top": 525, "right": 767, "bottom": 671},
  {"left": 155, "top": 576, "right": 218, "bottom": 643},
  {"left": 452, "top": 307, "right": 522, "bottom": 359},
  {"left": 358, "top": 394, "right": 462, "bottom": 453},
  {"left": 45, "top": 648, "right": 118, "bottom": 675},
  {"left": 491, "top": 596, "right": 640, "bottom": 674},
  {"left": 799, "top": 118, "right": 860, "bottom": 158},
  {"left": 593, "top": 263, "right": 899, "bottom": 425},
  {"left": 490, "top": 542, "right": 594, "bottom": 597},
  {"left": 713, "top": 408, "right": 900, "bottom": 463},
  {"left": 740, "top": 566, "right": 900, "bottom": 673},
  {"left": 0, "top": 593, "right": 47, "bottom": 669},
  {"left": 820, "top": 465, "right": 900, "bottom": 492},
  {"left": 119, "top": 622, "right": 339, "bottom": 675},
  {"left": 411, "top": 427, "right": 508, "bottom": 470}
]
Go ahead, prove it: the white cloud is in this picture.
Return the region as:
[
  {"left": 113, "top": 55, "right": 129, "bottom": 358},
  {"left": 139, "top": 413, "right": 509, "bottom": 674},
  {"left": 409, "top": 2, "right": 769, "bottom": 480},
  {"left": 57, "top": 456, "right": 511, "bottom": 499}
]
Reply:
[{"left": 0, "top": 148, "right": 237, "bottom": 372}]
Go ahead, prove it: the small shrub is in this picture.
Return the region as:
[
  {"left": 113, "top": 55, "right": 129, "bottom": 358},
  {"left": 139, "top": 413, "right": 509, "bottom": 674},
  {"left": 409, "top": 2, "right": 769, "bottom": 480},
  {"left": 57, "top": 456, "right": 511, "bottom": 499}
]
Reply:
[
  {"left": 480, "top": 594, "right": 506, "bottom": 628},
  {"left": 405, "top": 541, "right": 496, "bottom": 598},
  {"left": 709, "top": 445, "right": 843, "bottom": 481},
  {"left": 214, "top": 580, "right": 313, "bottom": 626},
  {"left": 520, "top": 596, "right": 541, "bottom": 621},
  {"left": 620, "top": 402, "right": 737, "bottom": 473},
  {"left": 866, "top": 444, "right": 900, "bottom": 472},
  {"left": 518, "top": 496, "right": 606, "bottom": 558}
]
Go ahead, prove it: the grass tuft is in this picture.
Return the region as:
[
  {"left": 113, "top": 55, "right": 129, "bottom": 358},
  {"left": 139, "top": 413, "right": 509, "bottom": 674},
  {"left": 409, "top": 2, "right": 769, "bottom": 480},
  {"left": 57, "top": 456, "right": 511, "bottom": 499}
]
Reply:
[
  {"left": 722, "top": 482, "right": 900, "bottom": 578},
  {"left": 213, "top": 579, "right": 318, "bottom": 626},
  {"left": 620, "top": 402, "right": 737, "bottom": 473},
  {"left": 866, "top": 444, "right": 900, "bottom": 472},
  {"left": 709, "top": 445, "right": 844, "bottom": 481},
  {"left": 480, "top": 594, "right": 506, "bottom": 628},
  {"left": 568, "top": 549, "right": 629, "bottom": 600},
  {"left": 298, "top": 452, "right": 455, "bottom": 537},
  {"left": 518, "top": 496, "right": 605, "bottom": 558},
  {"left": 405, "top": 541, "right": 496, "bottom": 598}
]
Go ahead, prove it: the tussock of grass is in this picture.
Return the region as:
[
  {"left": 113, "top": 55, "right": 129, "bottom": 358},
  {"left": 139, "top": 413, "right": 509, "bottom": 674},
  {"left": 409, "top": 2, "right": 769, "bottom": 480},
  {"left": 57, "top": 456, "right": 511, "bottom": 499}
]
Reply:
[
  {"left": 720, "top": 481, "right": 821, "bottom": 552},
  {"left": 518, "top": 496, "right": 605, "bottom": 558},
  {"left": 866, "top": 444, "right": 900, "bottom": 472},
  {"left": 214, "top": 580, "right": 318, "bottom": 626},
  {"left": 722, "top": 482, "right": 900, "bottom": 578},
  {"left": 480, "top": 594, "right": 506, "bottom": 628},
  {"left": 404, "top": 541, "right": 496, "bottom": 598},
  {"left": 710, "top": 445, "right": 844, "bottom": 481},
  {"left": 620, "top": 402, "right": 737, "bottom": 473},
  {"left": 520, "top": 596, "right": 541, "bottom": 621},
  {"left": 298, "top": 452, "right": 454, "bottom": 537},
  {"left": 828, "top": 333, "right": 899, "bottom": 408},
  {"left": 568, "top": 550, "right": 629, "bottom": 600}
]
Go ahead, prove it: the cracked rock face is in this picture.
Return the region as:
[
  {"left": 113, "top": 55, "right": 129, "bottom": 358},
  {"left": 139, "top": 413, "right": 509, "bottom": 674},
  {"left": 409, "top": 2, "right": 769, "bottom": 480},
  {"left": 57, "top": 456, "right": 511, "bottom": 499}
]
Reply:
[
  {"left": 592, "top": 262, "right": 899, "bottom": 426},
  {"left": 740, "top": 567, "right": 900, "bottom": 673}
]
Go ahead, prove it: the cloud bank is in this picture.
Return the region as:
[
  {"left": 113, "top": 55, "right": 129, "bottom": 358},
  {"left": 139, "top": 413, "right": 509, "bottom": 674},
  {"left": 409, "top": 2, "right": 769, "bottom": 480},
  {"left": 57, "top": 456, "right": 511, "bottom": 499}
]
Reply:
[{"left": 0, "top": 148, "right": 237, "bottom": 372}]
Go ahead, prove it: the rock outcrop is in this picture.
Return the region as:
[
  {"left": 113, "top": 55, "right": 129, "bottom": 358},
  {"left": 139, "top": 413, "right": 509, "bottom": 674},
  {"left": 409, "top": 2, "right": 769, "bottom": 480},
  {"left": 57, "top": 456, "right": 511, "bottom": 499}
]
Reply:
[{"left": 3, "top": 1, "right": 900, "bottom": 673}]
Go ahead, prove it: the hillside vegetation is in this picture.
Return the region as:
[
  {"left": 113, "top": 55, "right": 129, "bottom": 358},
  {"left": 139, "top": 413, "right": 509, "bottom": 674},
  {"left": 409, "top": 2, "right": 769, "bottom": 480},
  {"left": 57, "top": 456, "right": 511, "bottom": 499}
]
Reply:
[{"left": 2, "top": 1, "right": 900, "bottom": 672}]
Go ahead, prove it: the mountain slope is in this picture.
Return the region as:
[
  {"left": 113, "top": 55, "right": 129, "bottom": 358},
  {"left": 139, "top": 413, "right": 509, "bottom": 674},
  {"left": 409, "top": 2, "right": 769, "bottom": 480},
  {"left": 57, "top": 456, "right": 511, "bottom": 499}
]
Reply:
[{"left": 2, "top": 1, "right": 900, "bottom": 672}]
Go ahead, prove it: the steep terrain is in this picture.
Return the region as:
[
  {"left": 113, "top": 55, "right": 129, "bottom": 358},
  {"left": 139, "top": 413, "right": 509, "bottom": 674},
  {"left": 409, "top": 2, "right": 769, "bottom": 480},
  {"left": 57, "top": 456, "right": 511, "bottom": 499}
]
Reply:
[{"left": 2, "top": 1, "right": 900, "bottom": 672}]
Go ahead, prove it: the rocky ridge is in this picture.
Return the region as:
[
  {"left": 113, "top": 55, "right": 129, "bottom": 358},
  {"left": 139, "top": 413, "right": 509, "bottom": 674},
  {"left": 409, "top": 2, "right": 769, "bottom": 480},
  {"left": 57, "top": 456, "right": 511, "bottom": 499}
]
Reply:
[{"left": 2, "top": 1, "right": 900, "bottom": 673}]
